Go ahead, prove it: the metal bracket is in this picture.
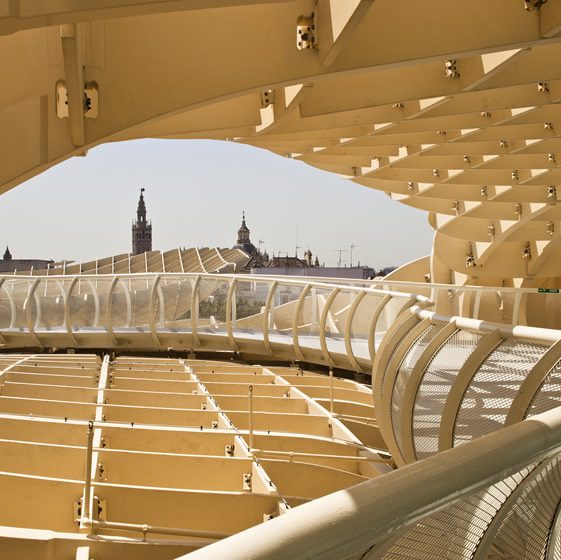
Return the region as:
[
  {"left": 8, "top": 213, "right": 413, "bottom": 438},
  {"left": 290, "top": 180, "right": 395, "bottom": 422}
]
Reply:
[
  {"left": 548, "top": 185, "right": 558, "bottom": 205},
  {"left": 93, "top": 496, "right": 107, "bottom": 521},
  {"left": 56, "top": 80, "right": 99, "bottom": 119},
  {"left": 84, "top": 82, "right": 99, "bottom": 119},
  {"left": 445, "top": 59, "right": 460, "bottom": 79},
  {"left": 74, "top": 497, "right": 84, "bottom": 523},
  {"left": 260, "top": 90, "right": 275, "bottom": 108},
  {"left": 525, "top": 0, "right": 548, "bottom": 11},
  {"left": 296, "top": 14, "right": 316, "bottom": 50}
]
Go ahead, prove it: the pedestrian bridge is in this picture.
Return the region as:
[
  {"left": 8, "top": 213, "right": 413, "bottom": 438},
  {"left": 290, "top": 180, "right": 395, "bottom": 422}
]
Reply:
[{"left": 2, "top": 272, "right": 561, "bottom": 558}]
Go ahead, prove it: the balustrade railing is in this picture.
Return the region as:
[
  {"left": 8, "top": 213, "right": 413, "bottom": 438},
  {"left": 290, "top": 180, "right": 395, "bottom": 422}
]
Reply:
[
  {"left": 0, "top": 273, "right": 430, "bottom": 373},
  {"left": 374, "top": 304, "right": 561, "bottom": 467}
]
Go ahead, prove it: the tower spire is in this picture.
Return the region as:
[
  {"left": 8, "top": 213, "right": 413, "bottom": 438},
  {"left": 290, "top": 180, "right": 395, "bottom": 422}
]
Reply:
[
  {"left": 132, "top": 188, "right": 152, "bottom": 255},
  {"left": 237, "top": 211, "right": 250, "bottom": 245},
  {"left": 137, "top": 187, "right": 147, "bottom": 223}
]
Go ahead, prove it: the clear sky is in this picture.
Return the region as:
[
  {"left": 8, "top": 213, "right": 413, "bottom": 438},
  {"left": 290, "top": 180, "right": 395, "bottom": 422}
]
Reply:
[{"left": 0, "top": 139, "right": 434, "bottom": 270}]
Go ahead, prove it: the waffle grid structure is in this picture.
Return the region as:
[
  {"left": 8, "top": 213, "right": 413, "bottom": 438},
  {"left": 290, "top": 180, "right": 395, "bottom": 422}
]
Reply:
[
  {"left": 0, "top": 352, "right": 385, "bottom": 559},
  {"left": 12, "top": 248, "right": 251, "bottom": 276},
  {"left": 6, "top": 2, "right": 561, "bottom": 557},
  {"left": 5, "top": 1, "right": 561, "bottom": 286}
]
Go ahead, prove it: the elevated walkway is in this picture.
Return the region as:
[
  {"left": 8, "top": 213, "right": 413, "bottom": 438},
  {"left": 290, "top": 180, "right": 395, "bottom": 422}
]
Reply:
[{"left": 1, "top": 272, "right": 561, "bottom": 558}]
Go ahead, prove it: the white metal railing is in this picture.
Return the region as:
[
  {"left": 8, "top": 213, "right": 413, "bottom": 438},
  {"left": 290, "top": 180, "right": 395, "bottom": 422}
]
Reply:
[
  {"left": 374, "top": 304, "right": 561, "bottom": 467},
  {"left": 1, "top": 273, "right": 561, "bottom": 559},
  {"left": 255, "top": 274, "right": 561, "bottom": 329},
  {"left": 0, "top": 273, "right": 431, "bottom": 373},
  {"left": 180, "top": 406, "right": 561, "bottom": 560}
]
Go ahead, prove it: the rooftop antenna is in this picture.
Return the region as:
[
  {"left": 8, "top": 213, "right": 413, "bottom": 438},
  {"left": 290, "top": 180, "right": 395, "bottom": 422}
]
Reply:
[
  {"left": 350, "top": 244, "right": 356, "bottom": 267},
  {"left": 333, "top": 248, "right": 347, "bottom": 268}
]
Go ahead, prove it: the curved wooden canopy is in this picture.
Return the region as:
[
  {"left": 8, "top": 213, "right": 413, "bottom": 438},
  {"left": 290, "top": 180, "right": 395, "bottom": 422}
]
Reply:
[{"left": 3, "top": 0, "right": 561, "bottom": 285}]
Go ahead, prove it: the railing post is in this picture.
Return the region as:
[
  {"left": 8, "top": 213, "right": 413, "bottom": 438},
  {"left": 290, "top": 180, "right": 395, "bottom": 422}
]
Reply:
[
  {"left": 106, "top": 276, "right": 119, "bottom": 346},
  {"left": 263, "top": 280, "right": 278, "bottom": 355},
  {"left": 344, "top": 291, "right": 366, "bottom": 373},
  {"left": 311, "top": 287, "right": 318, "bottom": 329},
  {"left": 473, "top": 290, "right": 482, "bottom": 320},
  {"left": 248, "top": 385, "right": 254, "bottom": 452},
  {"left": 329, "top": 368, "right": 334, "bottom": 416},
  {"left": 292, "top": 284, "right": 312, "bottom": 362},
  {"left": 83, "top": 420, "right": 94, "bottom": 526},
  {"left": 65, "top": 276, "right": 79, "bottom": 346},
  {"left": 191, "top": 275, "right": 201, "bottom": 349},
  {"left": 24, "top": 278, "right": 42, "bottom": 348},
  {"left": 319, "top": 287, "right": 340, "bottom": 366},
  {"left": 226, "top": 278, "right": 238, "bottom": 352},
  {"left": 367, "top": 294, "right": 392, "bottom": 362},
  {"left": 2, "top": 279, "right": 16, "bottom": 329},
  {"left": 149, "top": 275, "right": 161, "bottom": 346},
  {"left": 512, "top": 291, "right": 523, "bottom": 325}
]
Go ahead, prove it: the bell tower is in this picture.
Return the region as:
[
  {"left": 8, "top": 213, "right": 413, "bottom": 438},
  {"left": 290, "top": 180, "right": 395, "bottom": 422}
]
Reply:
[
  {"left": 132, "top": 188, "right": 152, "bottom": 255},
  {"left": 237, "top": 211, "right": 251, "bottom": 245}
]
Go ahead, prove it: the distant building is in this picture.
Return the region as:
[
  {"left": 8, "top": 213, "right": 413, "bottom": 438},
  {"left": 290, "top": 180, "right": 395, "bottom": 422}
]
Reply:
[
  {"left": 234, "top": 211, "right": 258, "bottom": 257},
  {"left": 0, "top": 246, "right": 53, "bottom": 273},
  {"left": 251, "top": 265, "right": 375, "bottom": 280},
  {"left": 132, "top": 188, "right": 152, "bottom": 255},
  {"left": 233, "top": 212, "right": 268, "bottom": 269},
  {"left": 231, "top": 213, "right": 374, "bottom": 279}
]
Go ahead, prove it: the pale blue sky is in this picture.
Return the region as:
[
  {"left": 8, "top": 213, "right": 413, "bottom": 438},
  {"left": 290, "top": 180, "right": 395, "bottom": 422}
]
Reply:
[{"left": 0, "top": 139, "right": 434, "bottom": 269}]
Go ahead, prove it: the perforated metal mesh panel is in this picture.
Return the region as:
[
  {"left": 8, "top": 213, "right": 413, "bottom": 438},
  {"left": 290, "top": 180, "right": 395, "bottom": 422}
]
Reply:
[
  {"left": 454, "top": 340, "right": 548, "bottom": 447},
  {"left": 350, "top": 293, "right": 383, "bottom": 359},
  {"left": 197, "top": 278, "right": 230, "bottom": 331},
  {"left": 413, "top": 330, "right": 483, "bottom": 459},
  {"left": 528, "top": 358, "right": 561, "bottom": 419},
  {"left": 297, "top": 287, "right": 332, "bottom": 338},
  {"left": 377, "top": 468, "right": 532, "bottom": 560},
  {"left": 391, "top": 324, "right": 444, "bottom": 452},
  {"left": 326, "top": 290, "right": 354, "bottom": 366},
  {"left": 157, "top": 277, "right": 193, "bottom": 325},
  {"left": 269, "top": 284, "right": 302, "bottom": 336},
  {"left": 485, "top": 456, "right": 561, "bottom": 560},
  {"left": 376, "top": 297, "right": 410, "bottom": 338}
]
